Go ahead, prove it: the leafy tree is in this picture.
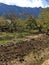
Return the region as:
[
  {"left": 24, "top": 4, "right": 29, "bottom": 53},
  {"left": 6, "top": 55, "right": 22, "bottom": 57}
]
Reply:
[
  {"left": 37, "top": 9, "right": 49, "bottom": 32},
  {"left": 26, "top": 16, "right": 37, "bottom": 30},
  {"left": 3, "top": 13, "right": 18, "bottom": 32}
]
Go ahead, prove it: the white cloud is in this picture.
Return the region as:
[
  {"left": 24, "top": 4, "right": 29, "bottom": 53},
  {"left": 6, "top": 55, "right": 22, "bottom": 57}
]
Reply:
[{"left": 0, "top": 0, "right": 49, "bottom": 7}]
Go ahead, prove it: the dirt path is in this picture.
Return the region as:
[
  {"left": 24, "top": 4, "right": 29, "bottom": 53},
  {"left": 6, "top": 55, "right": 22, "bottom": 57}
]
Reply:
[
  {"left": 25, "top": 34, "right": 43, "bottom": 40},
  {"left": 41, "top": 59, "right": 49, "bottom": 65}
]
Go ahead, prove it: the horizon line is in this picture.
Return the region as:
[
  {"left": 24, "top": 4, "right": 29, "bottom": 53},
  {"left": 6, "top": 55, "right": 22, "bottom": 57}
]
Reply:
[{"left": 0, "top": 2, "right": 49, "bottom": 8}]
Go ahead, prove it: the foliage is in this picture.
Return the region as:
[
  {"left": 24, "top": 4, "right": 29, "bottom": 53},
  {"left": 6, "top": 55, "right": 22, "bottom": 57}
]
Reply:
[
  {"left": 37, "top": 8, "right": 49, "bottom": 32},
  {"left": 0, "top": 8, "right": 49, "bottom": 33},
  {"left": 26, "top": 16, "right": 37, "bottom": 30}
]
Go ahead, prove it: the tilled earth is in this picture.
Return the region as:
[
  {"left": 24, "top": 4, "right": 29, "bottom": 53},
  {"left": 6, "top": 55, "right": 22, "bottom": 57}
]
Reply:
[{"left": 0, "top": 34, "right": 49, "bottom": 65}]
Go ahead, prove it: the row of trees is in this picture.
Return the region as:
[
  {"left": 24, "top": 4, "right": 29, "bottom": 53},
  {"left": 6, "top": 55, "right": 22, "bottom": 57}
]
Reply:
[
  {"left": 0, "top": 8, "right": 49, "bottom": 33},
  {"left": 0, "top": 14, "right": 37, "bottom": 32}
]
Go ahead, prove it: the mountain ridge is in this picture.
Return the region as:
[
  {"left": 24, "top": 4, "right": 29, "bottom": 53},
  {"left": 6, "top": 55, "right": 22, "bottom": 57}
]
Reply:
[{"left": 0, "top": 3, "right": 42, "bottom": 17}]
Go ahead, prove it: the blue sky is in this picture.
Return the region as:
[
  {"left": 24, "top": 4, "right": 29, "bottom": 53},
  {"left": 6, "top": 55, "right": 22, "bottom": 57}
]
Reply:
[{"left": 0, "top": 0, "right": 49, "bottom": 8}]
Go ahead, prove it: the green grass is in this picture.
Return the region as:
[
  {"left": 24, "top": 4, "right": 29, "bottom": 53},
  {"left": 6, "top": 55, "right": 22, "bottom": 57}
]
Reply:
[
  {"left": 0, "top": 32, "right": 28, "bottom": 44},
  {"left": 0, "top": 38, "right": 26, "bottom": 44},
  {"left": 0, "top": 40, "right": 12, "bottom": 44},
  {"left": 0, "top": 31, "right": 39, "bottom": 44}
]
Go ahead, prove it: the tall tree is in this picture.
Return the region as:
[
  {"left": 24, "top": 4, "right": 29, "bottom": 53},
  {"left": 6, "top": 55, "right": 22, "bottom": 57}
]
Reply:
[
  {"left": 37, "top": 9, "right": 49, "bottom": 32},
  {"left": 26, "top": 16, "right": 37, "bottom": 30}
]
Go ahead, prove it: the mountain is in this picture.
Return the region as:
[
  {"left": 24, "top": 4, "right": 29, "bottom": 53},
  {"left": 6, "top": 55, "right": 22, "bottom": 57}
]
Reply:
[{"left": 0, "top": 3, "right": 42, "bottom": 17}]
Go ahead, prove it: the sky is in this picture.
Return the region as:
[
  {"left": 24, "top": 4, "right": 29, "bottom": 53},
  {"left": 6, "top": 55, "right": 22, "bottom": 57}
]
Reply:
[{"left": 0, "top": 0, "right": 49, "bottom": 8}]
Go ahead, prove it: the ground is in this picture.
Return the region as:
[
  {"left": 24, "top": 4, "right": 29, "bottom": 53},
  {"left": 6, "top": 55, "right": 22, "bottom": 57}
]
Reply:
[
  {"left": 0, "top": 32, "right": 49, "bottom": 65},
  {"left": 41, "top": 59, "right": 49, "bottom": 65}
]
